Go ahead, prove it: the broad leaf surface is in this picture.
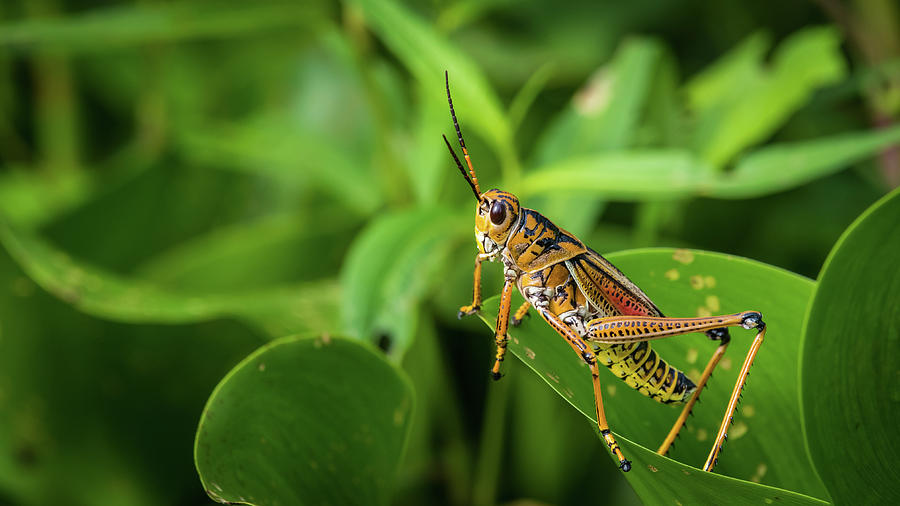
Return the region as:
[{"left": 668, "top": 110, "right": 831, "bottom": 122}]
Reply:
[
  {"left": 195, "top": 335, "right": 414, "bottom": 505},
  {"left": 478, "top": 249, "right": 829, "bottom": 504},
  {"left": 801, "top": 188, "right": 900, "bottom": 504}
]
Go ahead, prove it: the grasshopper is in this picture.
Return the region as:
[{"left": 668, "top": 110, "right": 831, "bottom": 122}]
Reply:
[{"left": 443, "top": 72, "right": 766, "bottom": 472}]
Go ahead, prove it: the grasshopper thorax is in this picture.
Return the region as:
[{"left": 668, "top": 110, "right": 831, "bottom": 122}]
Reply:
[{"left": 475, "top": 189, "right": 520, "bottom": 255}]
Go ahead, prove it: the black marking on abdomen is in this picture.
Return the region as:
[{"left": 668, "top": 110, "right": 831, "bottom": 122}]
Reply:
[{"left": 597, "top": 341, "right": 696, "bottom": 404}]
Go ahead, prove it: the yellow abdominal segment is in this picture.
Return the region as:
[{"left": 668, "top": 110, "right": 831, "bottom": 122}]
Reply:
[{"left": 595, "top": 341, "right": 696, "bottom": 404}]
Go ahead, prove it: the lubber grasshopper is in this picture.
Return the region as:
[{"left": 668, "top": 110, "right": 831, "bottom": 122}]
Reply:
[{"left": 443, "top": 72, "right": 766, "bottom": 473}]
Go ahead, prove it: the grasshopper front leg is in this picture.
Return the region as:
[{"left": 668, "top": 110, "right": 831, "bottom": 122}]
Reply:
[
  {"left": 458, "top": 254, "right": 489, "bottom": 318},
  {"left": 489, "top": 277, "right": 516, "bottom": 380}
]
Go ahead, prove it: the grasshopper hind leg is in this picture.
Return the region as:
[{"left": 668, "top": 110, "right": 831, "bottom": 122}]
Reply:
[{"left": 584, "top": 310, "right": 766, "bottom": 471}]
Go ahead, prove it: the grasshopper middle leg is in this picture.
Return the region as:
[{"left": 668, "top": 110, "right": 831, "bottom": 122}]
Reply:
[
  {"left": 510, "top": 300, "right": 531, "bottom": 327},
  {"left": 535, "top": 307, "right": 633, "bottom": 472}
]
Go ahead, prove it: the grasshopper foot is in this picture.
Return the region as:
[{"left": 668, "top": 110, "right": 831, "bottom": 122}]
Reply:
[
  {"left": 741, "top": 311, "right": 765, "bottom": 330},
  {"left": 457, "top": 305, "right": 480, "bottom": 319},
  {"left": 510, "top": 313, "right": 530, "bottom": 327}
]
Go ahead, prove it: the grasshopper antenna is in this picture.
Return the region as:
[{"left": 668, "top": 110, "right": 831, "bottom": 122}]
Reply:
[
  {"left": 443, "top": 134, "right": 480, "bottom": 200},
  {"left": 445, "top": 71, "right": 481, "bottom": 196}
]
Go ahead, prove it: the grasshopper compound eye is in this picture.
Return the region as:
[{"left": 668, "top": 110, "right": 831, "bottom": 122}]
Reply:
[{"left": 490, "top": 200, "right": 506, "bottom": 225}]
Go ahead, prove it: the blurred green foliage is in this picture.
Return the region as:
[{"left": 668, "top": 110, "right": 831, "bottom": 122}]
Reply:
[{"left": 0, "top": 0, "right": 899, "bottom": 505}]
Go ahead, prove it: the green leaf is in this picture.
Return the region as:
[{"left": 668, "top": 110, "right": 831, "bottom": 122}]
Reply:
[
  {"left": 347, "top": 0, "right": 517, "bottom": 182},
  {"left": 340, "top": 208, "right": 466, "bottom": 360},
  {"left": 685, "top": 32, "right": 771, "bottom": 113},
  {"left": 404, "top": 80, "right": 451, "bottom": 205},
  {"left": 0, "top": 1, "right": 324, "bottom": 51},
  {"left": 712, "top": 126, "right": 900, "bottom": 198},
  {"left": 136, "top": 212, "right": 358, "bottom": 291},
  {"left": 690, "top": 27, "right": 846, "bottom": 168},
  {"left": 477, "top": 249, "right": 829, "bottom": 502},
  {"left": 520, "top": 126, "right": 900, "bottom": 201},
  {"left": 521, "top": 150, "right": 716, "bottom": 200},
  {"left": 0, "top": 223, "right": 340, "bottom": 338},
  {"left": 508, "top": 62, "right": 556, "bottom": 134},
  {"left": 534, "top": 37, "right": 663, "bottom": 164},
  {"left": 0, "top": 144, "right": 154, "bottom": 228},
  {"left": 176, "top": 115, "right": 381, "bottom": 215},
  {"left": 0, "top": 168, "right": 94, "bottom": 228},
  {"left": 0, "top": 243, "right": 262, "bottom": 506},
  {"left": 530, "top": 37, "right": 664, "bottom": 235},
  {"left": 801, "top": 188, "right": 900, "bottom": 504},
  {"left": 195, "top": 335, "right": 414, "bottom": 506}
]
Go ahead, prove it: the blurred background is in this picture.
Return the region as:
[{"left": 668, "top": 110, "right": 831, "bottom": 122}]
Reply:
[{"left": 0, "top": 0, "right": 898, "bottom": 504}]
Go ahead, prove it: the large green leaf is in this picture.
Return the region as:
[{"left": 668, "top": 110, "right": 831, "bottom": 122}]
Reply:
[
  {"left": 0, "top": 223, "right": 339, "bottom": 338},
  {"left": 195, "top": 335, "right": 414, "bottom": 506},
  {"left": 801, "top": 188, "right": 900, "bottom": 504},
  {"left": 477, "top": 249, "right": 829, "bottom": 503}
]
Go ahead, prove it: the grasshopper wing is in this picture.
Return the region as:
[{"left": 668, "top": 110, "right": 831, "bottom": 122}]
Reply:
[{"left": 566, "top": 248, "right": 664, "bottom": 318}]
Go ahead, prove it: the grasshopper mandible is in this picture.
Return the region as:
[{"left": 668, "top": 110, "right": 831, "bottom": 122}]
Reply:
[{"left": 443, "top": 72, "right": 766, "bottom": 473}]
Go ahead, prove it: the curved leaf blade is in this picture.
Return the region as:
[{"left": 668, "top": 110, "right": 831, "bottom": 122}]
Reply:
[
  {"left": 521, "top": 150, "right": 716, "bottom": 200},
  {"left": 195, "top": 335, "right": 414, "bottom": 505},
  {"left": 477, "top": 249, "right": 828, "bottom": 502},
  {"left": 521, "top": 126, "right": 900, "bottom": 201},
  {"left": 713, "top": 126, "right": 900, "bottom": 198},
  {"left": 0, "top": 223, "right": 340, "bottom": 337},
  {"left": 340, "top": 208, "right": 466, "bottom": 359},
  {"left": 136, "top": 212, "right": 357, "bottom": 291},
  {"left": 801, "top": 188, "right": 900, "bottom": 503}
]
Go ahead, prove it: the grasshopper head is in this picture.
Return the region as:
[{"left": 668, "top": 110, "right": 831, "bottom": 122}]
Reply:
[
  {"left": 475, "top": 189, "right": 520, "bottom": 255},
  {"left": 442, "top": 72, "right": 519, "bottom": 255}
]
